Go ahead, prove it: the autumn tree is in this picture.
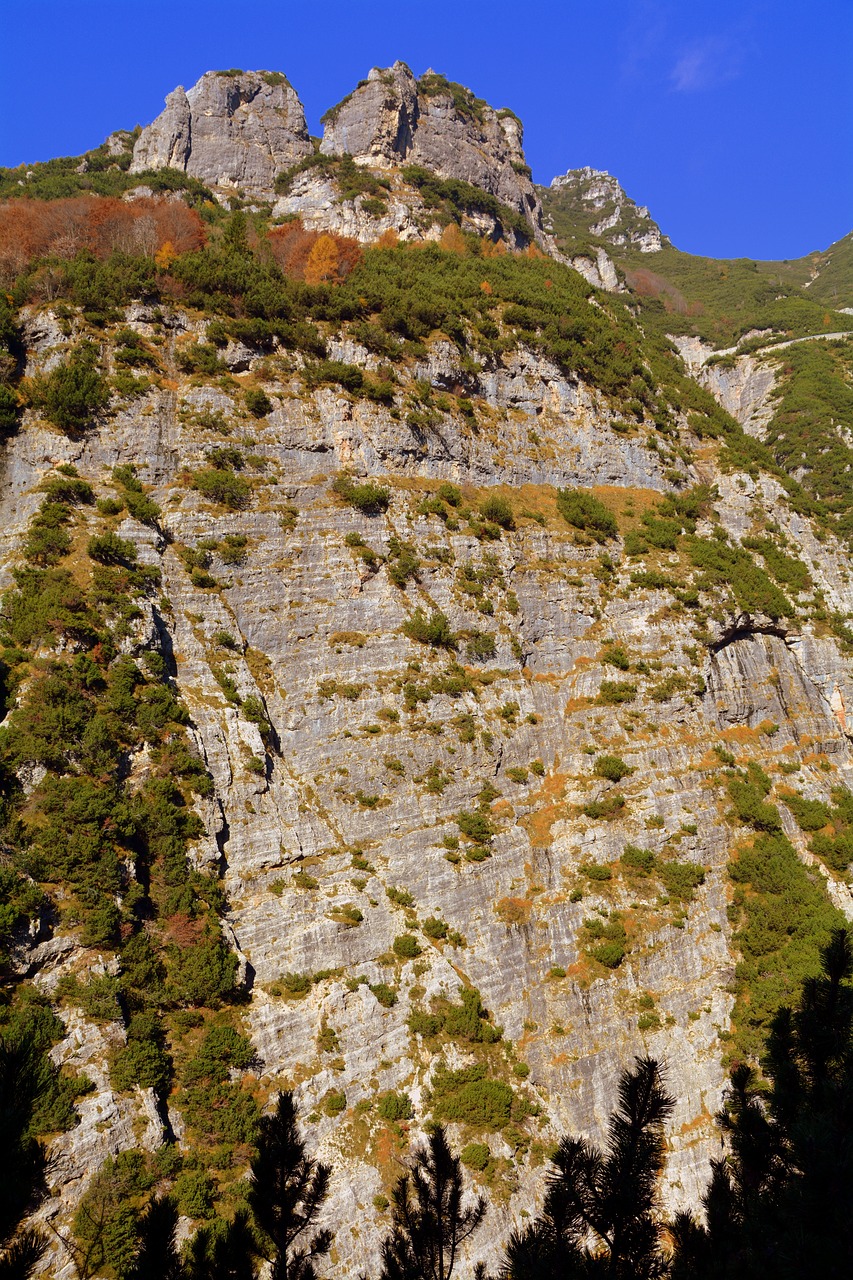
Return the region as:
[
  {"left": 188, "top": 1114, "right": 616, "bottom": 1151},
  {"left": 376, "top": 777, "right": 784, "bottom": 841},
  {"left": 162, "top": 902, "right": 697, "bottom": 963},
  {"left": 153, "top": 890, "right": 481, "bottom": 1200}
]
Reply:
[{"left": 304, "top": 234, "right": 340, "bottom": 285}]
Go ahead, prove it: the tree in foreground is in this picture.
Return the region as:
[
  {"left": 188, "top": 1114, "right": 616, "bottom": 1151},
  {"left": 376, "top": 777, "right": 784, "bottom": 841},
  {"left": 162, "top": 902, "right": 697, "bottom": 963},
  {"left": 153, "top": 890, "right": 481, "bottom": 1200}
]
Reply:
[
  {"left": 247, "top": 1090, "right": 332, "bottom": 1280},
  {"left": 127, "top": 1196, "right": 184, "bottom": 1280},
  {"left": 502, "top": 1057, "right": 673, "bottom": 1279},
  {"left": 0, "top": 1033, "right": 49, "bottom": 1279},
  {"left": 670, "top": 925, "right": 853, "bottom": 1279},
  {"left": 379, "top": 1124, "right": 486, "bottom": 1280}
]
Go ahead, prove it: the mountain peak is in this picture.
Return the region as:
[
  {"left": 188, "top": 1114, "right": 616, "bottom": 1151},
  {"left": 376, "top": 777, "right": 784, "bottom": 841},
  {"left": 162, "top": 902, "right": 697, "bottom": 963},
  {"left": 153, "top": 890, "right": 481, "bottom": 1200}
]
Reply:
[
  {"left": 129, "top": 68, "right": 312, "bottom": 194},
  {"left": 546, "top": 166, "right": 666, "bottom": 254}
]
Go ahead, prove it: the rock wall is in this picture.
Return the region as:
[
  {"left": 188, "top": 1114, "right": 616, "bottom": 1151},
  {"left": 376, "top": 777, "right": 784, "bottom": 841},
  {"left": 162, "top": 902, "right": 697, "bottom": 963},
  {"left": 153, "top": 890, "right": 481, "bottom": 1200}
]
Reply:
[
  {"left": 320, "top": 63, "right": 544, "bottom": 234},
  {"left": 130, "top": 71, "right": 312, "bottom": 195},
  {"left": 5, "top": 305, "right": 853, "bottom": 1277}
]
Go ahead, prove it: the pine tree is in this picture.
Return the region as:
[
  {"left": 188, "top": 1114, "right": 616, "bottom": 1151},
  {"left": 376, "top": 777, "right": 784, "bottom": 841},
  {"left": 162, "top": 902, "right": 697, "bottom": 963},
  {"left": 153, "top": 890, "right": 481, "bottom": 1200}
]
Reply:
[
  {"left": 670, "top": 926, "right": 853, "bottom": 1279},
  {"left": 0, "top": 1034, "right": 48, "bottom": 1279},
  {"left": 378, "top": 1124, "right": 486, "bottom": 1280},
  {"left": 184, "top": 1210, "right": 257, "bottom": 1280},
  {"left": 502, "top": 1057, "right": 673, "bottom": 1279},
  {"left": 247, "top": 1091, "right": 332, "bottom": 1280},
  {"left": 128, "top": 1197, "right": 184, "bottom": 1280}
]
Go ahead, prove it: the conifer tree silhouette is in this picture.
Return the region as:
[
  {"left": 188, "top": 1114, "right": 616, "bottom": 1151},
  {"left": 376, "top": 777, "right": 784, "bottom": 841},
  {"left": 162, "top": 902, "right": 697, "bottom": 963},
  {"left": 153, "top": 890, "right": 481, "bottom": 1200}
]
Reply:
[
  {"left": 502, "top": 1057, "right": 673, "bottom": 1279},
  {"left": 379, "top": 1125, "right": 486, "bottom": 1280},
  {"left": 247, "top": 1091, "right": 332, "bottom": 1280},
  {"left": 0, "top": 1034, "right": 49, "bottom": 1279},
  {"left": 670, "top": 925, "right": 853, "bottom": 1280},
  {"left": 127, "top": 1196, "right": 184, "bottom": 1280},
  {"left": 184, "top": 1209, "right": 257, "bottom": 1280}
]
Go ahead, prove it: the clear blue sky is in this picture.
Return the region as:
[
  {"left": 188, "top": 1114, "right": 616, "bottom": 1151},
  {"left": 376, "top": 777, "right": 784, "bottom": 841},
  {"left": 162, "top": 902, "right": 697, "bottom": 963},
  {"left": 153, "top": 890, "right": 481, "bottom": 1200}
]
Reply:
[{"left": 1, "top": 0, "right": 850, "bottom": 260}]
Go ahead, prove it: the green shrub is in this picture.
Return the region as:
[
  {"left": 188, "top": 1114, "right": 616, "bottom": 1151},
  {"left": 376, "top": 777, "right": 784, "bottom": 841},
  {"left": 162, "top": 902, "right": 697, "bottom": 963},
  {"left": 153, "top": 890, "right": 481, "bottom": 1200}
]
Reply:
[
  {"left": 370, "top": 982, "right": 398, "bottom": 1008},
  {"left": 658, "top": 861, "right": 706, "bottom": 903},
  {"left": 556, "top": 488, "right": 617, "bottom": 540},
  {"left": 728, "top": 776, "right": 782, "bottom": 833},
  {"left": 582, "top": 794, "right": 626, "bottom": 821},
  {"left": 594, "top": 754, "right": 632, "bottom": 781},
  {"left": 460, "top": 1142, "right": 491, "bottom": 1171},
  {"left": 442, "top": 989, "right": 501, "bottom": 1043},
  {"left": 36, "top": 343, "right": 109, "bottom": 433},
  {"left": 583, "top": 864, "right": 613, "bottom": 882},
  {"left": 592, "top": 940, "right": 627, "bottom": 968},
  {"left": 377, "top": 1091, "right": 413, "bottom": 1122},
  {"left": 192, "top": 467, "right": 251, "bottom": 510},
  {"left": 245, "top": 387, "right": 272, "bottom": 417},
  {"left": 332, "top": 471, "right": 390, "bottom": 514},
  {"left": 431, "top": 1063, "right": 514, "bottom": 1130},
  {"left": 87, "top": 531, "right": 137, "bottom": 566},
  {"left": 601, "top": 644, "right": 630, "bottom": 670},
  {"left": 324, "top": 1090, "right": 346, "bottom": 1116},
  {"left": 621, "top": 844, "right": 656, "bottom": 874},
  {"left": 784, "top": 793, "right": 832, "bottom": 832},
  {"left": 597, "top": 680, "right": 637, "bottom": 705},
  {"left": 174, "top": 1168, "right": 216, "bottom": 1220},
  {"left": 408, "top": 1010, "right": 443, "bottom": 1036},
  {"left": 479, "top": 494, "right": 515, "bottom": 529},
  {"left": 456, "top": 810, "right": 494, "bottom": 842},
  {"left": 393, "top": 934, "right": 422, "bottom": 959},
  {"left": 402, "top": 608, "right": 455, "bottom": 648},
  {"left": 422, "top": 917, "right": 449, "bottom": 940}
]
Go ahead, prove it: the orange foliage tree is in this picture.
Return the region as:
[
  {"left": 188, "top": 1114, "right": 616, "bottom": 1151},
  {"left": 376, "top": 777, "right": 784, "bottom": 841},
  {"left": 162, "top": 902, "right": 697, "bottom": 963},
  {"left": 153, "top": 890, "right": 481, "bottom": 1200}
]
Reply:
[
  {"left": 267, "top": 219, "right": 361, "bottom": 283},
  {"left": 0, "top": 195, "right": 205, "bottom": 282},
  {"left": 304, "top": 234, "right": 341, "bottom": 285}
]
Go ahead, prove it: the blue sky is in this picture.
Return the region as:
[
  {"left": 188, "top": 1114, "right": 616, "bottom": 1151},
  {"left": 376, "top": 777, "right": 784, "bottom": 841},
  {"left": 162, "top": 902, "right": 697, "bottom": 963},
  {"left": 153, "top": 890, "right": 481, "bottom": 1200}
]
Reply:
[{"left": 1, "top": 0, "right": 850, "bottom": 260}]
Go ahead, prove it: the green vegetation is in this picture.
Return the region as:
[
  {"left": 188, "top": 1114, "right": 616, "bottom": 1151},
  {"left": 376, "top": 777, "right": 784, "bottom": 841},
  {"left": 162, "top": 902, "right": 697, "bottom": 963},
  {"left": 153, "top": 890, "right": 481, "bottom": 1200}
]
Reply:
[
  {"left": 31, "top": 342, "right": 109, "bottom": 433},
  {"left": 594, "top": 754, "right": 632, "bottom": 782},
  {"left": 556, "top": 487, "right": 618, "bottom": 540},
  {"left": 331, "top": 471, "right": 390, "bottom": 514},
  {"left": 725, "top": 773, "right": 844, "bottom": 1057},
  {"left": 402, "top": 608, "right": 455, "bottom": 648},
  {"left": 430, "top": 1063, "right": 515, "bottom": 1130}
]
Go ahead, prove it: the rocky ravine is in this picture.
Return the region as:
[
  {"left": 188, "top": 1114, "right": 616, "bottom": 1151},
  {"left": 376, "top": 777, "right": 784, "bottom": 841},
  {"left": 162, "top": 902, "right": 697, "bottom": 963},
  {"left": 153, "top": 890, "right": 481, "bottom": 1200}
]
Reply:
[{"left": 4, "top": 300, "right": 853, "bottom": 1276}]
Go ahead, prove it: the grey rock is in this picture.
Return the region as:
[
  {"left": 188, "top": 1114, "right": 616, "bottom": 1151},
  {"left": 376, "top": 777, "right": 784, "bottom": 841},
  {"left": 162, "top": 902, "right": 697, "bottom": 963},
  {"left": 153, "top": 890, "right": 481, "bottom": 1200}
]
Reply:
[
  {"left": 131, "top": 71, "right": 312, "bottom": 195},
  {"left": 321, "top": 62, "right": 544, "bottom": 236}
]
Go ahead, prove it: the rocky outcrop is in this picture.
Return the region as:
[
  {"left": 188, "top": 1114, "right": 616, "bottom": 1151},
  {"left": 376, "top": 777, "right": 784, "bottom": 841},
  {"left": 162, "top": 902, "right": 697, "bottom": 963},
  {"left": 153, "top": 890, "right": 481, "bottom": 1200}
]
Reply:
[
  {"left": 130, "top": 70, "right": 312, "bottom": 195},
  {"left": 320, "top": 63, "right": 544, "bottom": 235},
  {"left": 670, "top": 337, "right": 778, "bottom": 438},
  {"left": 548, "top": 167, "right": 665, "bottom": 254}
]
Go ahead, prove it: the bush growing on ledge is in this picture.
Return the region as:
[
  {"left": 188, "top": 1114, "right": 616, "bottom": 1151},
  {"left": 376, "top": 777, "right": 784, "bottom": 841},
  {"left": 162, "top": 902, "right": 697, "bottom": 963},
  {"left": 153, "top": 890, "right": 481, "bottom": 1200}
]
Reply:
[
  {"left": 556, "top": 488, "right": 617, "bottom": 541},
  {"left": 331, "top": 471, "right": 390, "bottom": 514},
  {"left": 478, "top": 494, "right": 515, "bottom": 530},
  {"left": 393, "top": 934, "right": 422, "bottom": 959},
  {"left": 34, "top": 342, "right": 109, "bottom": 433},
  {"left": 192, "top": 467, "right": 251, "bottom": 510},
  {"left": 245, "top": 387, "right": 272, "bottom": 417},
  {"left": 87, "top": 531, "right": 137, "bottom": 566},
  {"left": 594, "top": 754, "right": 633, "bottom": 782},
  {"left": 402, "top": 608, "right": 455, "bottom": 648}
]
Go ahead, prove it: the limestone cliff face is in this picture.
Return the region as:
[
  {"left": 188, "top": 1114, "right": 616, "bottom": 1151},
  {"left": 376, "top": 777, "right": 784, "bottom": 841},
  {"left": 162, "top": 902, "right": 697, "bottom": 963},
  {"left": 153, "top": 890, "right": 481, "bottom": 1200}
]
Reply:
[
  {"left": 6, "top": 302, "right": 853, "bottom": 1277},
  {"left": 320, "top": 63, "right": 544, "bottom": 234},
  {"left": 130, "top": 70, "right": 312, "bottom": 194}
]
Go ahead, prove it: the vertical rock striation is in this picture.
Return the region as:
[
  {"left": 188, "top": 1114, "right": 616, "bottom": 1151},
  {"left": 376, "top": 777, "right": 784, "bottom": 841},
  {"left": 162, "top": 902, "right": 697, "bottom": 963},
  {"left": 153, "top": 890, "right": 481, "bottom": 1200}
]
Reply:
[{"left": 130, "top": 70, "right": 312, "bottom": 194}]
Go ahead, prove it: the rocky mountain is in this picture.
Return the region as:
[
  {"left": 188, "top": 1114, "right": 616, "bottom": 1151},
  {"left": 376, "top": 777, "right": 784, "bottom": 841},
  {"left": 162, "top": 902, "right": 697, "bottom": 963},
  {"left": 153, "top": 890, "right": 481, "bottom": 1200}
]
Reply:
[
  {"left": 0, "top": 62, "right": 852, "bottom": 1280},
  {"left": 129, "top": 65, "right": 545, "bottom": 250},
  {"left": 130, "top": 70, "right": 313, "bottom": 195},
  {"left": 546, "top": 166, "right": 666, "bottom": 255}
]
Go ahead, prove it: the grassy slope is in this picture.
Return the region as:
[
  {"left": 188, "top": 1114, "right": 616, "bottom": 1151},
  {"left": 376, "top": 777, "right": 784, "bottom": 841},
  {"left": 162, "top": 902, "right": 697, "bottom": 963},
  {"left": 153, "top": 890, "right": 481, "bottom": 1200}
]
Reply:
[{"left": 540, "top": 184, "right": 853, "bottom": 349}]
